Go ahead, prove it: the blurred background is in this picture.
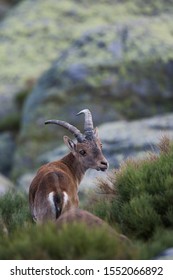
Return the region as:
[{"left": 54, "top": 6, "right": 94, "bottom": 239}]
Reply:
[{"left": 0, "top": 0, "right": 173, "bottom": 195}]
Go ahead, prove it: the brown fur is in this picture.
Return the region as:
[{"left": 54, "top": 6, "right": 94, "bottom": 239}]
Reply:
[
  {"left": 29, "top": 134, "right": 108, "bottom": 223},
  {"left": 56, "top": 208, "right": 129, "bottom": 242}
]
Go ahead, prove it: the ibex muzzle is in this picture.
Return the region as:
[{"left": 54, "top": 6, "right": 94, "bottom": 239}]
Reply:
[{"left": 29, "top": 109, "right": 108, "bottom": 223}]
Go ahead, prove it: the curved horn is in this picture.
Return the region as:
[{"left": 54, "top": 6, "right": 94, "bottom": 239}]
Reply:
[
  {"left": 45, "top": 120, "right": 84, "bottom": 142},
  {"left": 77, "top": 109, "right": 94, "bottom": 137}
]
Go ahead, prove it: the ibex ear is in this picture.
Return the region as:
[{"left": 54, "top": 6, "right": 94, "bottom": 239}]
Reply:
[
  {"left": 63, "top": 136, "right": 76, "bottom": 152},
  {"left": 94, "top": 127, "right": 99, "bottom": 138}
]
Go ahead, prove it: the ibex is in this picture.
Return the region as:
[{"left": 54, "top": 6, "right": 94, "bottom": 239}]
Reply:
[{"left": 29, "top": 109, "right": 108, "bottom": 223}]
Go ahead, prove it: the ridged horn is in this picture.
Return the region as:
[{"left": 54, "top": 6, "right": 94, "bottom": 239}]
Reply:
[
  {"left": 45, "top": 120, "right": 84, "bottom": 142},
  {"left": 77, "top": 109, "right": 94, "bottom": 138}
]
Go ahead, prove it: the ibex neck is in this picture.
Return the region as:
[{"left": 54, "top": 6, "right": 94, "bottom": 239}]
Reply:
[{"left": 61, "top": 152, "right": 86, "bottom": 185}]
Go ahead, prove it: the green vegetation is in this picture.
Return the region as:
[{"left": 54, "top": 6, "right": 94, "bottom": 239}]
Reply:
[
  {"left": 0, "top": 113, "right": 20, "bottom": 132},
  {"left": 0, "top": 137, "right": 173, "bottom": 259},
  {"left": 0, "top": 220, "right": 137, "bottom": 260},
  {"left": 0, "top": 192, "right": 136, "bottom": 260},
  {"left": 0, "top": 191, "right": 31, "bottom": 234},
  {"left": 91, "top": 137, "right": 173, "bottom": 251}
]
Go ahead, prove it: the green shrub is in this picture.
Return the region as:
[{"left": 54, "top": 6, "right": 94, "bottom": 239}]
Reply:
[
  {"left": 0, "top": 191, "right": 137, "bottom": 259},
  {"left": 95, "top": 137, "right": 173, "bottom": 240},
  {"left": 0, "top": 222, "right": 137, "bottom": 260},
  {"left": 0, "top": 191, "right": 31, "bottom": 235},
  {"left": 139, "top": 228, "right": 173, "bottom": 259}
]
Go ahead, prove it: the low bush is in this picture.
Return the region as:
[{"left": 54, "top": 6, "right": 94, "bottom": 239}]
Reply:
[
  {"left": 0, "top": 192, "right": 136, "bottom": 259},
  {"left": 0, "top": 191, "right": 31, "bottom": 234},
  {"left": 94, "top": 136, "right": 173, "bottom": 242},
  {"left": 0, "top": 222, "right": 137, "bottom": 260}
]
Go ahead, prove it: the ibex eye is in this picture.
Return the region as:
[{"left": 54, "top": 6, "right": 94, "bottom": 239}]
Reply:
[{"left": 79, "top": 150, "right": 86, "bottom": 156}]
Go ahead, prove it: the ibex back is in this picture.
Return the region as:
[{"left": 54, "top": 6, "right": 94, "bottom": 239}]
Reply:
[
  {"left": 29, "top": 109, "right": 108, "bottom": 223},
  {"left": 56, "top": 208, "right": 129, "bottom": 242}
]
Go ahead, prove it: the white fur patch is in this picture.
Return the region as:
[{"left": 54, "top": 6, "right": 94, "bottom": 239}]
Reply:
[
  {"left": 48, "top": 192, "right": 56, "bottom": 215},
  {"left": 63, "top": 191, "right": 69, "bottom": 207}
]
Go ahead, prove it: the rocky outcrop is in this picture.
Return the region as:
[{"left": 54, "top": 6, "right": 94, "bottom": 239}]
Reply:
[
  {"left": 0, "top": 0, "right": 173, "bottom": 183},
  {"left": 13, "top": 15, "right": 173, "bottom": 177},
  {"left": 23, "top": 18, "right": 173, "bottom": 128},
  {"left": 0, "top": 0, "right": 173, "bottom": 126},
  {"left": 1, "top": 0, "right": 149, "bottom": 125},
  {"left": 98, "top": 113, "right": 173, "bottom": 168}
]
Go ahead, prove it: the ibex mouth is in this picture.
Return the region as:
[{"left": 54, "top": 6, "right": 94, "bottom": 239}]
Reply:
[
  {"left": 99, "top": 161, "right": 108, "bottom": 172},
  {"left": 100, "top": 167, "right": 108, "bottom": 172},
  {"left": 96, "top": 166, "right": 108, "bottom": 172}
]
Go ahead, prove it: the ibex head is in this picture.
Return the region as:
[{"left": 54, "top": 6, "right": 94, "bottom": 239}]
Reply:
[{"left": 45, "top": 109, "right": 108, "bottom": 172}]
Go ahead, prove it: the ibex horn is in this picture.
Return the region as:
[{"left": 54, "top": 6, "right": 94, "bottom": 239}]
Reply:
[{"left": 77, "top": 109, "right": 94, "bottom": 139}]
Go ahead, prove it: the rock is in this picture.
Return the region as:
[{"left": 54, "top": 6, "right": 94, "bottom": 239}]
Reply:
[
  {"left": 0, "top": 0, "right": 148, "bottom": 125},
  {"left": 5, "top": 0, "right": 173, "bottom": 178},
  {"left": 15, "top": 16, "right": 173, "bottom": 176},
  {"left": 38, "top": 145, "right": 68, "bottom": 165},
  {"left": 23, "top": 19, "right": 173, "bottom": 129},
  {"left": 0, "top": 174, "right": 14, "bottom": 196},
  {"left": 17, "top": 172, "right": 35, "bottom": 193},
  {"left": 98, "top": 113, "right": 173, "bottom": 169},
  {"left": 155, "top": 248, "right": 173, "bottom": 260},
  {"left": 0, "top": 132, "right": 15, "bottom": 176}
]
